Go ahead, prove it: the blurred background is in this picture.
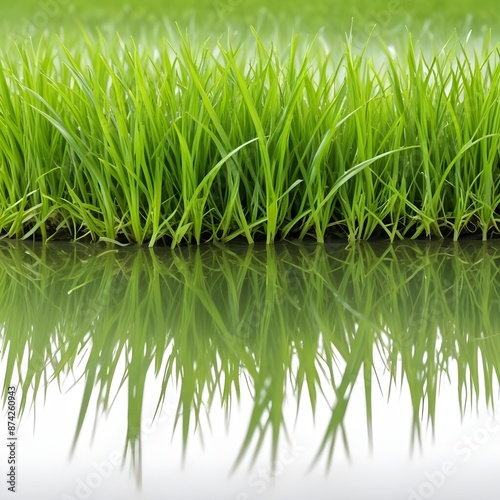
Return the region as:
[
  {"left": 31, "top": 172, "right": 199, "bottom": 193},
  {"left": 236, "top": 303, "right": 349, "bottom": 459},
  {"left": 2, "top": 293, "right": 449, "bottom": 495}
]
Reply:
[{"left": 1, "top": 0, "right": 499, "bottom": 43}]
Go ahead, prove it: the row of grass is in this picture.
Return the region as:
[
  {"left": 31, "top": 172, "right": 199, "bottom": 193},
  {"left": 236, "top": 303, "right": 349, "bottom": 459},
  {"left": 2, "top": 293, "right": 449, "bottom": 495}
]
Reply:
[{"left": 1, "top": 31, "right": 500, "bottom": 245}]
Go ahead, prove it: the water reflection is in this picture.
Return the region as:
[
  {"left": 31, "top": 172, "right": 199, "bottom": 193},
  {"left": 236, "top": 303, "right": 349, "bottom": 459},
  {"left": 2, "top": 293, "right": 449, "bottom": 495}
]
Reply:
[{"left": 1, "top": 240, "right": 499, "bottom": 484}]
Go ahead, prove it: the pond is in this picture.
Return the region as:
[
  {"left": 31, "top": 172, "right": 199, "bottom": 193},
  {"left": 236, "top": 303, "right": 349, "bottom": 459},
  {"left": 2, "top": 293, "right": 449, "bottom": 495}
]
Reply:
[{"left": 1, "top": 240, "right": 500, "bottom": 499}]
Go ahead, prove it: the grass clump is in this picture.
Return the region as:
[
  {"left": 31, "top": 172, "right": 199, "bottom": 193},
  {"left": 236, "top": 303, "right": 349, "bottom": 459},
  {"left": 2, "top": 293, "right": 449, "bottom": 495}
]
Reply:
[{"left": 1, "top": 31, "right": 500, "bottom": 246}]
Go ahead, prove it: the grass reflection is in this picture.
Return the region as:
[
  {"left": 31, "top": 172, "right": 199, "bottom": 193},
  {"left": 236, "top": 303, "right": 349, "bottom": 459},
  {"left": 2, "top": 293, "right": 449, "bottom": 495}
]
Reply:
[{"left": 1, "top": 241, "right": 500, "bottom": 480}]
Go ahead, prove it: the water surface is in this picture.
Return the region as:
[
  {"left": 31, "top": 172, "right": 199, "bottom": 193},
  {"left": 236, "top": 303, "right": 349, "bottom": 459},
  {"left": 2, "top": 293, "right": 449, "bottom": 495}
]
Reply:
[{"left": 1, "top": 240, "right": 500, "bottom": 499}]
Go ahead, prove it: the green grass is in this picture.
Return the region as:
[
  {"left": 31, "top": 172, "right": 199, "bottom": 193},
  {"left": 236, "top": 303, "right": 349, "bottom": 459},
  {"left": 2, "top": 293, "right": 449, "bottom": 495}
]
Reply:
[
  {"left": 1, "top": 30, "right": 500, "bottom": 245},
  {"left": 1, "top": 240, "right": 500, "bottom": 476}
]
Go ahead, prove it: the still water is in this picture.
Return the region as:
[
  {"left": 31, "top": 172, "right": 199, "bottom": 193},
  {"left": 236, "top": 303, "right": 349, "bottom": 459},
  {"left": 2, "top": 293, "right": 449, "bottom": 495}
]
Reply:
[{"left": 1, "top": 240, "right": 499, "bottom": 499}]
